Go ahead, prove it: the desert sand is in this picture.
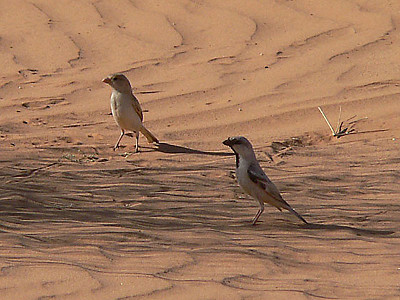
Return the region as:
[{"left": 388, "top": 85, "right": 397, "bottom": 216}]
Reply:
[{"left": 1, "top": 1, "right": 400, "bottom": 299}]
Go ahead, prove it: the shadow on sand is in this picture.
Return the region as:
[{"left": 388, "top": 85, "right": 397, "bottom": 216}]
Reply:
[
  {"left": 302, "top": 222, "right": 395, "bottom": 236},
  {"left": 142, "top": 142, "right": 233, "bottom": 156}
]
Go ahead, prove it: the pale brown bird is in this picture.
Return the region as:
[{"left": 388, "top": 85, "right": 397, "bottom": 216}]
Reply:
[
  {"left": 103, "top": 73, "right": 158, "bottom": 152},
  {"left": 223, "top": 136, "right": 308, "bottom": 225}
]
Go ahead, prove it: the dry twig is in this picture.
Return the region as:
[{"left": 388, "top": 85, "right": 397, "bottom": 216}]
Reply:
[{"left": 318, "top": 106, "right": 367, "bottom": 138}]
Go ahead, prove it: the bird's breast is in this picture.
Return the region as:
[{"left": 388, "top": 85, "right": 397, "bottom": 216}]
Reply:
[
  {"left": 110, "top": 91, "right": 142, "bottom": 131},
  {"left": 235, "top": 160, "right": 254, "bottom": 193}
]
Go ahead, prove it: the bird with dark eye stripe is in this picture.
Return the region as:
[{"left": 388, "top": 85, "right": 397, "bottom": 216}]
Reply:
[{"left": 223, "top": 136, "right": 308, "bottom": 225}]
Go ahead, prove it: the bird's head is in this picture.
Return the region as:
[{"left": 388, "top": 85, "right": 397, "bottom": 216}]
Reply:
[
  {"left": 223, "top": 136, "right": 256, "bottom": 159},
  {"left": 102, "top": 73, "right": 132, "bottom": 94}
]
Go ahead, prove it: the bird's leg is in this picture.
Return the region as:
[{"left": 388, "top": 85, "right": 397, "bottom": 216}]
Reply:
[
  {"left": 114, "top": 130, "right": 125, "bottom": 151},
  {"left": 252, "top": 202, "right": 264, "bottom": 225},
  {"left": 134, "top": 131, "right": 139, "bottom": 153}
]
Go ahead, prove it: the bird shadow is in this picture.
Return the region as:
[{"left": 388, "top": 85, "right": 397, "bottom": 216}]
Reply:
[
  {"left": 142, "top": 142, "right": 233, "bottom": 156},
  {"left": 301, "top": 222, "right": 395, "bottom": 236}
]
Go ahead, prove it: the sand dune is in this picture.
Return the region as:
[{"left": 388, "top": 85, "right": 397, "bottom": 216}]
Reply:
[{"left": 1, "top": 1, "right": 399, "bottom": 299}]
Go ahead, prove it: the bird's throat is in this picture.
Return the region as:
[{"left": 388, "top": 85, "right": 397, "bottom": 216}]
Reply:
[{"left": 234, "top": 152, "right": 240, "bottom": 169}]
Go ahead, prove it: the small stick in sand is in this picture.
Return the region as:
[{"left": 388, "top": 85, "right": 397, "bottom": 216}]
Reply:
[
  {"left": 318, "top": 106, "right": 367, "bottom": 138},
  {"left": 318, "top": 106, "right": 336, "bottom": 136},
  {"left": 335, "top": 105, "right": 342, "bottom": 134}
]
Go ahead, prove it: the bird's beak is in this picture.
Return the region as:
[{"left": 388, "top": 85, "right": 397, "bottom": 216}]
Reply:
[
  {"left": 223, "top": 138, "right": 233, "bottom": 146},
  {"left": 102, "top": 77, "right": 112, "bottom": 85}
]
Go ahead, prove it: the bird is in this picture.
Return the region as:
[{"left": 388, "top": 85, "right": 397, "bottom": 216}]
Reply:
[
  {"left": 102, "top": 73, "right": 159, "bottom": 152},
  {"left": 223, "top": 136, "right": 308, "bottom": 225}
]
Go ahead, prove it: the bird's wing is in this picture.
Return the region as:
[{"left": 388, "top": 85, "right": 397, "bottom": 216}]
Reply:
[
  {"left": 247, "top": 163, "right": 290, "bottom": 209},
  {"left": 130, "top": 93, "right": 143, "bottom": 121},
  {"left": 248, "top": 163, "right": 308, "bottom": 223}
]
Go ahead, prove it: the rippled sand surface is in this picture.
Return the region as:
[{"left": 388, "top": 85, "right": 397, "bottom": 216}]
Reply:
[{"left": 1, "top": 1, "right": 400, "bottom": 299}]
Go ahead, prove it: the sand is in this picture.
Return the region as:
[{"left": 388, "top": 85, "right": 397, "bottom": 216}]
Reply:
[{"left": 1, "top": 1, "right": 400, "bottom": 299}]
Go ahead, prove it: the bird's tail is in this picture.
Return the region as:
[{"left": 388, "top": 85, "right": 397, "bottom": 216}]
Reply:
[
  {"left": 140, "top": 126, "right": 159, "bottom": 143},
  {"left": 286, "top": 206, "right": 308, "bottom": 224}
]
